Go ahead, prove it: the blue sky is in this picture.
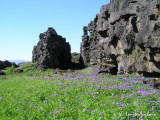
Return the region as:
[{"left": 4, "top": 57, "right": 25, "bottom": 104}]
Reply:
[{"left": 0, "top": 0, "right": 109, "bottom": 61}]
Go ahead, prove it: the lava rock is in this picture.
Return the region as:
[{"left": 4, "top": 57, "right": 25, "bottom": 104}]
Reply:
[
  {"left": 143, "top": 78, "right": 160, "bottom": 89},
  {"left": 14, "top": 69, "right": 23, "bottom": 73},
  {"left": 32, "top": 27, "right": 71, "bottom": 69},
  {"left": 91, "top": 64, "right": 117, "bottom": 75},
  {"left": 31, "top": 64, "right": 39, "bottom": 69},
  {"left": 80, "top": 0, "right": 160, "bottom": 76},
  {"left": 0, "top": 70, "right": 5, "bottom": 75}
]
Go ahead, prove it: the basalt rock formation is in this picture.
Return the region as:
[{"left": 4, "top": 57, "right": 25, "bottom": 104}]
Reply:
[
  {"left": 32, "top": 27, "right": 71, "bottom": 69},
  {"left": 80, "top": 0, "right": 160, "bottom": 76}
]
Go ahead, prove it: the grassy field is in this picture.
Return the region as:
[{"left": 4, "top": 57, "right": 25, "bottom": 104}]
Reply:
[{"left": 0, "top": 66, "right": 160, "bottom": 120}]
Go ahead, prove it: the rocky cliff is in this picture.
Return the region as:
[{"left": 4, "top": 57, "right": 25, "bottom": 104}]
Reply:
[
  {"left": 32, "top": 27, "right": 71, "bottom": 69},
  {"left": 80, "top": 0, "right": 160, "bottom": 76}
]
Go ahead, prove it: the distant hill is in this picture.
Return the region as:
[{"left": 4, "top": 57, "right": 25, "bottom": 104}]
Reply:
[{"left": 9, "top": 60, "right": 27, "bottom": 65}]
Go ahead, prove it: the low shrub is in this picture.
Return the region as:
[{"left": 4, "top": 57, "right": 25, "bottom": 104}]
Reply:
[
  {"left": 5, "top": 65, "right": 15, "bottom": 74},
  {"left": 18, "top": 62, "right": 39, "bottom": 72},
  {"left": 25, "top": 70, "right": 40, "bottom": 76}
]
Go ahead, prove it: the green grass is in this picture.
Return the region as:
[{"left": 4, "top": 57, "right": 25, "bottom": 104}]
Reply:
[
  {"left": 0, "top": 68, "right": 159, "bottom": 120},
  {"left": 79, "top": 67, "right": 93, "bottom": 73}
]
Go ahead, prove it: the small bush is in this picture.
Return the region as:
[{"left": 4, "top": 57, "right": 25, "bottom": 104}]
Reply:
[
  {"left": 130, "top": 45, "right": 141, "bottom": 58},
  {"left": 72, "top": 55, "right": 79, "bottom": 63},
  {"left": 20, "top": 62, "right": 34, "bottom": 69},
  {"left": 18, "top": 62, "right": 39, "bottom": 72},
  {"left": 25, "top": 70, "right": 39, "bottom": 76},
  {"left": 5, "top": 65, "right": 15, "bottom": 74}
]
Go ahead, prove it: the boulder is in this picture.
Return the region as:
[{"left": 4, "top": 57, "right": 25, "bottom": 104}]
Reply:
[
  {"left": 143, "top": 78, "right": 160, "bottom": 89},
  {"left": 53, "top": 68, "right": 73, "bottom": 75},
  {"left": 31, "top": 64, "right": 39, "bottom": 69},
  {"left": 0, "top": 70, "right": 5, "bottom": 75},
  {"left": 80, "top": 0, "right": 160, "bottom": 77},
  {"left": 14, "top": 69, "right": 23, "bottom": 73},
  {"left": 32, "top": 27, "right": 71, "bottom": 69},
  {"left": 91, "top": 64, "right": 117, "bottom": 75}
]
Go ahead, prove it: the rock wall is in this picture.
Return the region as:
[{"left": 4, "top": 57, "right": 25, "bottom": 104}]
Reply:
[
  {"left": 80, "top": 0, "right": 160, "bottom": 76},
  {"left": 32, "top": 27, "right": 71, "bottom": 69}
]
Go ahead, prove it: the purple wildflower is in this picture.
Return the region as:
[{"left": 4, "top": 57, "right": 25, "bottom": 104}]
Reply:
[
  {"left": 126, "top": 94, "right": 133, "bottom": 98},
  {"left": 92, "top": 110, "right": 96, "bottom": 113},
  {"left": 115, "top": 102, "right": 118, "bottom": 105},
  {"left": 100, "top": 112, "right": 103, "bottom": 115},
  {"left": 140, "top": 115, "right": 143, "bottom": 120},
  {"left": 91, "top": 92, "right": 97, "bottom": 95},
  {"left": 30, "top": 104, "right": 33, "bottom": 108},
  {"left": 83, "top": 108, "right": 87, "bottom": 111},
  {"left": 119, "top": 103, "right": 126, "bottom": 107},
  {"left": 53, "top": 111, "right": 59, "bottom": 114},
  {"left": 0, "top": 96, "right": 1, "bottom": 99},
  {"left": 121, "top": 94, "right": 125, "bottom": 99},
  {"left": 19, "top": 101, "right": 24, "bottom": 104},
  {"left": 97, "top": 85, "right": 100, "bottom": 87}
]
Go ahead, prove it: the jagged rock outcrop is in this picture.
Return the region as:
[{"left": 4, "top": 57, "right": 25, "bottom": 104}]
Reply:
[
  {"left": 80, "top": 0, "right": 160, "bottom": 76},
  {"left": 32, "top": 27, "right": 71, "bottom": 69}
]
